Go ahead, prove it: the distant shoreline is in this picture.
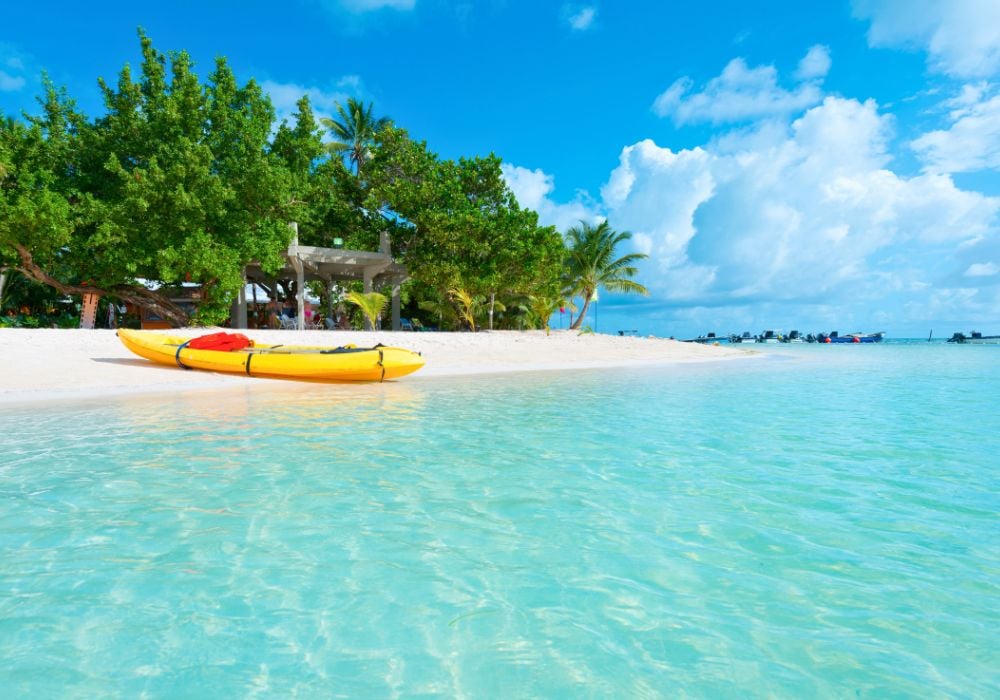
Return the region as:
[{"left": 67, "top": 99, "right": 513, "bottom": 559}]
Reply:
[{"left": 0, "top": 328, "right": 753, "bottom": 405}]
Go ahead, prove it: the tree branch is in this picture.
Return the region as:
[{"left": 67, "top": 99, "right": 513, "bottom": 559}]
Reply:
[{"left": 13, "top": 244, "right": 192, "bottom": 325}]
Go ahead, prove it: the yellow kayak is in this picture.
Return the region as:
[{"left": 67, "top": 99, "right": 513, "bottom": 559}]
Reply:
[{"left": 118, "top": 329, "right": 425, "bottom": 382}]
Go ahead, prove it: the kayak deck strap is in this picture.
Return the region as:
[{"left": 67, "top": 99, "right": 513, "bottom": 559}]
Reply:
[{"left": 175, "top": 340, "right": 193, "bottom": 370}]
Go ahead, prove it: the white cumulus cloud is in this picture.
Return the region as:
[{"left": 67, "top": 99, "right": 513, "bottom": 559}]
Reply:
[
  {"left": 653, "top": 47, "right": 827, "bottom": 125},
  {"left": 795, "top": 44, "right": 832, "bottom": 81},
  {"left": 965, "top": 262, "right": 998, "bottom": 277},
  {"left": 911, "top": 83, "right": 1000, "bottom": 173},
  {"left": 853, "top": 0, "right": 1000, "bottom": 78},
  {"left": 567, "top": 6, "right": 597, "bottom": 31},
  {"left": 0, "top": 44, "right": 28, "bottom": 92},
  {"left": 261, "top": 79, "right": 353, "bottom": 134},
  {"left": 501, "top": 163, "right": 602, "bottom": 233},
  {"left": 340, "top": 0, "right": 415, "bottom": 12},
  {"left": 604, "top": 96, "right": 1000, "bottom": 321}
]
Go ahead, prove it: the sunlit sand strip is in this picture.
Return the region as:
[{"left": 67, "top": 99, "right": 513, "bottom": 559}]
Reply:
[{"left": 0, "top": 328, "right": 755, "bottom": 405}]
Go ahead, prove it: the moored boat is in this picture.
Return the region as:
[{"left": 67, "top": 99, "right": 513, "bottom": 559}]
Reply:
[
  {"left": 817, "top": 331, "right": 885, "bottom": 344},
  {"left": 682, "top": 332, "right": 723, "bottom": 344},
  {"left": 729, "top": 331, "right": 758, "bottom": 344},
  {"left": 947, "top": 331, "right": 1000, "bottom": 344},
  {"left": 118, "top": 329, "right": 425, "bottom": 382},
  {"left": 760, "top": 330, "right": 783, "bottom": 344}
]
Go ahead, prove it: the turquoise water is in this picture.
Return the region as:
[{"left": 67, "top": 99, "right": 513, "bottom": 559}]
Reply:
[{"left": 1, "top": 345, "right": 998, "bottom": 696}]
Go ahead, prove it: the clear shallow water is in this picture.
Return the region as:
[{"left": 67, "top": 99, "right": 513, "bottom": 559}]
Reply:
[{"left": 1, "top": 345, "right": 998, "bottom": 697}]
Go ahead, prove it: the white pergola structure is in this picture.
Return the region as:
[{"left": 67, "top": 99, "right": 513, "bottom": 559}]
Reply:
[{"left": 232, "top": 223, "right": 409, "bottom": 331}]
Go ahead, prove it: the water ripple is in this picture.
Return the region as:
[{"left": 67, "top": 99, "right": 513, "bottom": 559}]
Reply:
[{"left": 0, "top": 345, "right": 997, "bottom": 695}]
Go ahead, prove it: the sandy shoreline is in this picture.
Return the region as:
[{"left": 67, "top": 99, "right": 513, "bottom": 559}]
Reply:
[{"left": 0, "top": 328, "right": 753, "bottom": 404}]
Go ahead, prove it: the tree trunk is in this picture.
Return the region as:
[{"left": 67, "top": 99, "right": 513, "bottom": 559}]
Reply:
[
  {"left": 0, "top": 269, "right": 7, "bottom": 308},
  {"left": 569, "top": 296, "right": 591, "bottom": 330},
  {"left": 13, "top": 244, "right": 192, "bottom": 326},
  {"left": 488, "top": 292, "right": 495, "bottom": 331}
]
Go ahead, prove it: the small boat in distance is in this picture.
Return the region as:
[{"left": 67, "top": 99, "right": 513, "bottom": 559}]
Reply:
[
  {"left": 760, "top": 330, "right": 783, "bottom": 344},
  {"left": 817, "top": 331, "right": 885, "bottom": 344},
  {"left": 784, "top": 330, "right": 805, "bottom": 343},
  {"left": 682, "top": 332, "right": 723, "bottom": 344},
  {"left": 729, "top": 332, "right": 758, "bottom": 344},
  {"left": 947, "top": 331, "right": 1000, "bottom": 344}
]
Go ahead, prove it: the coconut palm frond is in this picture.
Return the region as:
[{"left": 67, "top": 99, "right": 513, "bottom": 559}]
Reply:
[
  {"left": 323, "top": 97, "right": 390, "bottom": 174},
  {"left": 345, "top": 290, "right": 388, "bottom": 329},
  {"left": 448, "top": 287, "right": 477, "bottom": 331},
  {"left": 603, "top": 279, "right": 650, "bottom": 296}
]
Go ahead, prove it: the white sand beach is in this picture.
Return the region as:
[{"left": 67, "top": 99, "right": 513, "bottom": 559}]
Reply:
[{"left": 0, "top": 328, "right": 752, "bottom": 404}]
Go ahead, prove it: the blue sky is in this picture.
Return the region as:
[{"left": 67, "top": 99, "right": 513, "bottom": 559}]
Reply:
[{"left": 2, "top": 0, "right": 999, "bottom": 337}]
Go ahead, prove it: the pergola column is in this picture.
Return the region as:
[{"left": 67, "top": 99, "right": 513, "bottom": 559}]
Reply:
[
  {"left": 327, "top": 280, "right": 334, "bottom": 324},
  {"left": 362, "top": 265, "right": 375, "bottom": 330},
  {"left": 391, "top": 283, "right": 401, "bottom": 331},
  {"left": 295, "top": 262, "right": 305, "bottom": 330},
  {"left": 288, "top": 222, "right": 305, "bottom": 331}
]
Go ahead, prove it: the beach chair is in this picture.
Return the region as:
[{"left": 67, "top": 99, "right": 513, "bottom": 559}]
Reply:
[
  {"left": 324, "top": 317, "right": 336, "bottom": 330},
  {"left": 399, "top": 318, "right": 414, "bottom": 331},
  {"left": 278, "top": 315, "right": 297, "bottom": 330},
  {"left": 411, "top": 318, "right": 426, "bottom": 332}
]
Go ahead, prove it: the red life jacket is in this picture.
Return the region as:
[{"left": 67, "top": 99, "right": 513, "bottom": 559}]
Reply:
[{"left": 186, "top": 332, "right": 254, "bottom": 351}]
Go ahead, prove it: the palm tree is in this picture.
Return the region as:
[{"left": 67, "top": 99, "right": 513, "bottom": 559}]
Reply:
[
  {"left": 446, "top": 288, "right": 508, "bottom": 331},
  {"left": 417, "top": 297, "right": 457, "bottom": 330},
  {"left": 565, "top": 220, "right": 649, "bottom": 331},
  {"left": 448, "top": 288, "right": 477, "bottom": 331},
  {"left": 511, "top": 277, "right": 577, "bottom": 334},
  {"left": 321, "top": 98, "right": 391, "bottom": 175},
  {"left": 345, "top": 290, "right": 388, "bottom": 330}
]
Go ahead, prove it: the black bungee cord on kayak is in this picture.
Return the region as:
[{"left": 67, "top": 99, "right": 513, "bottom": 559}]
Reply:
[{"left": 174, "top": 339, "right": 193, "bottom": 370}]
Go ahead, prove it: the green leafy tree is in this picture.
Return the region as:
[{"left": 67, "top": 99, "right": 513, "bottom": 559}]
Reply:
[
  {"left": 0, "top": 149, "right": 7, "bottom": 310},
  {"left": 3, "top": 31, "right": 296, "bottom": 325},
  {"left": 0, "top": 87, "right": 102, "bottom": 317},
  {"left": 565, "top": 220, "right": 649, "bottom": 330},
  {"left": 449, "top": 155, "right": 563, "bottom": 329},
  {"left": 321, "top": 98, "right": 390, "bottom": 175},
  {"left": 363, "top": 128, "right": 565, "bottom": 322},
  {"left": 301, "top": 157, "right": 383, "bottom": 251},
  {"left": 3, "top": 32, "right": 595, "bottom": 333},
  {"left": 270, "top": 95, "right": 325, "bottom": 209},
  {"left": 270, "top": 96, "right": 375, "bottom": 253}
]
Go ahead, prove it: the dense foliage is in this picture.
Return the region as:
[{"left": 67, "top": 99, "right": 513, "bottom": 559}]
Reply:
[{"left": 0, "top": 31, "right": 646, "bottom": 330}]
